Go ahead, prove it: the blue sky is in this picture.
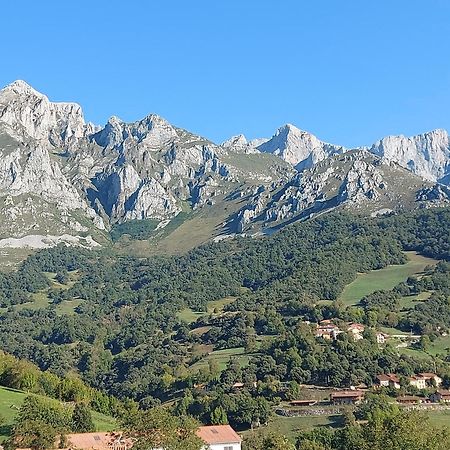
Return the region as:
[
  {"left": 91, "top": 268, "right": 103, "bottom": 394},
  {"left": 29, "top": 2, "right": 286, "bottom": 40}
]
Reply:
[{"left": 1, "top": 0, "right": 449, "bottom": 147}]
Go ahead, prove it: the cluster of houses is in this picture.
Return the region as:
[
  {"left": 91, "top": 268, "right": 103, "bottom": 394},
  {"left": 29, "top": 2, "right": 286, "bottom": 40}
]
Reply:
[
  {"left": 314, "top": 320, "right": 387, "bottom": 343},
  {"left": 15, "top": 425, "right": 242, "bottom": 450},
  {"left": 376, "top": 372, "right": 443, "bottom": 390},
  {"left": 329, "top": 383, "right": 450, "bottom": 406}
]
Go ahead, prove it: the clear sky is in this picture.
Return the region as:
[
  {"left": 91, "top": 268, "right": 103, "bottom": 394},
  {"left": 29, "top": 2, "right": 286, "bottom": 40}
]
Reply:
[{"left": 1, "top": 0, "right": 449, "bottom": 147}]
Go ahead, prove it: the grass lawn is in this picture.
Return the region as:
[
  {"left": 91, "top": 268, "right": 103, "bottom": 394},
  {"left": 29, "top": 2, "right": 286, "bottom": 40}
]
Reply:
[
  {"left": 397, "top": 347, "right": 433, "bottom": 360},
  {"left": 178, "top": 296, "right": 236, "bottom": 324},
  {"left": 14, "top": 291, "right": 50, "bottom": 311},
  {"left": 0, "top": 386, "right": 116, "bottom": 441},
  {"left": 339, "top": 252, "right": 438, "bottom": 306},
  {"left": 427, "top": 410, "right": 450, "bottom": 428},
  {"left": 189, "top": 347, "right": 248, "bottom": 372},
  {"left": 242, "top": 414, "right": 343, "bottom": 442},
  {"left": 55, "top": 299, "right": 84, "bottom": 315},
  {"left": 428, "top": 335, "right": 450, "bottom": 356},
  {"left": 399, "top": 291, "right": 431, "bottom": 310},
  {"left": 379, "top": 326, "right": 410, "bottom": 336}
]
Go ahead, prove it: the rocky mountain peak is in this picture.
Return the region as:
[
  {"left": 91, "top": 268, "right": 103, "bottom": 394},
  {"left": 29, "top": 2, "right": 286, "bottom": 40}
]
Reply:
[
  {"left": 257, "top": 123, "right": 345, "bottom": 169},
  {"left": 222, "top": 134, "right": 248, "bottom": 148},
  {"left": 370, "top": 129, "right": 450, "bottom": 182},
  {"left": 2, "top": 80, "right": 45, "bottom": 98},
  {"left": 0, "top": 79, "right": 86, "bottom": 144}
]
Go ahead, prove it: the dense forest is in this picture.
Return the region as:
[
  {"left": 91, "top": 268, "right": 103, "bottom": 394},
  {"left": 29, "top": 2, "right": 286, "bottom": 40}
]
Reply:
[
  {"left": 0, "top": 209, "right": 448, "bottom": 429},
  {"left": 0, "top": 208, "right": 448, "bottom": 448}
]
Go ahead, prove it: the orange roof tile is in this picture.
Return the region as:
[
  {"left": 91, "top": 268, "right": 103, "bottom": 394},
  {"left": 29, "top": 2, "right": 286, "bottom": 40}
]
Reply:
[
  {"left": 196, "top": 425, "right": 241, "bottom": 445},
  {"left": 62, "top": 432, "right": 132, "bottom": 450}
]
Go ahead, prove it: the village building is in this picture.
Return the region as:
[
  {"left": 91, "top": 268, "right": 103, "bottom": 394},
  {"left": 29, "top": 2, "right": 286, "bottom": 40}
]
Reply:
[
  {"left": 330, "top": 390, "right": 365, "bottom": 405},
  {"left": 33, "top": 426, "right": 242, "bottom": 450},
  {"left": 408, "top": 375, "right": 427, "bottom": 390},
  {"left": 315, "top": 324, "right": 341, "bottom": 340},
  {"left": 429, "top": 389, "right": 450, "bottom": 403},
  {"left": 45, "top": 432, "right": 132, "bottom": 450},
  {"left": 195, "top": 425, "right": 242, "bottom": 450},
  {"left": 418, "top": 373, "right": 443, "bottom": 387},
  {"left": 376, "top": 373, "right": 401, "bottom": 389},
  {"left": 397, "top": 395, "right": 423, "bottom": 405},
  {"left": 347, "top": 323, "right": 365, "bottom": 340},
  {"left": 376, "top": 332, "right": 388, "bottom": 344}
]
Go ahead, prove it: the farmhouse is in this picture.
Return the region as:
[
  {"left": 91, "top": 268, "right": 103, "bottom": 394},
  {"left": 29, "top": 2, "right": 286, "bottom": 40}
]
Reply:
[
  {"left": 315, "top": 324, "right": 341, "bottom": 340},
  {"left": 347, "top": 323, "right": 365, "bottom": 340},
  {"left": 330, "top": 390, "right": 365, "bottom": 405},
  {"left": 376, "top": 373, "right": 400, "bottom": 389},
  {"left": 429, "top": 389, "right": 450, "bottom": 403},
  {"left": 30, "top": 426, "right": 242, "bottom": 450},
  {"left": 408, "top": 375, "right": 427, "bottom": 390},
  {"left": 397, "top": 395, "right": 423, "bottom": 405},
  {"left": 196, "top": 424, "right": 242, "bottom": 450},
  {"left": 418, "top": 373, "right": 442, "bottom": 387},
  {"left": 376, "top": 332, "right": 388, "bottom": 344}
]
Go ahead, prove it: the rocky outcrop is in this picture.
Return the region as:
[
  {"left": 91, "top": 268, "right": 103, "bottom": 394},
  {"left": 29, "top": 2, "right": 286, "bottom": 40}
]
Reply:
[
  {"left": 0, "top": 80, "right": 448, "bottom": 246},
  {"left": 0, "top": 80, "right": 87, "bottom": 146},
  {"left": 230, "top": 151, "right": 437, "bottom": 232},
  {"left": 257, "top": 124, "right": 346, "bottom": 170},
  {"left": 370, "top": 129, "right": 450, "bottom": 182}
]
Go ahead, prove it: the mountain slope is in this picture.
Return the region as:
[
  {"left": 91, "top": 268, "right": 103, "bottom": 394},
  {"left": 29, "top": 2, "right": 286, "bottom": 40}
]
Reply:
[
  {"left": 0, "top": 80, "right": 448, "bottom": 253},
  {"left": 230, "top": 150, "right": 449, "bottom": 233}
]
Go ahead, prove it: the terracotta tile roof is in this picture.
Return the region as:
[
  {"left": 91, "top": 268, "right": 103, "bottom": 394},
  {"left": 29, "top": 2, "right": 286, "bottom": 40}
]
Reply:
[
  {"left": 419, "top": 372, "right": 440, "bottom": 379},
  {"left": 196, "top": 425, "right": 241, "bottom": 445},
  {"left": 62, "top": 432, "right": 132, "bottom": 450},
  {"left": 377, "top": 373, "right": 400, "bottom": 383},
  {"left": 330, "top": 390, "right": 365, "bottom": 399}
]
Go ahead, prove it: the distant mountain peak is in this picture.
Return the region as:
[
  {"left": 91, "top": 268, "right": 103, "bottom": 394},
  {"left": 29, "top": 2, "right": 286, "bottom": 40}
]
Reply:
[
  {"left": 257, "top": 123, "right": 345, "bottom": 169},
  {"left": 2, "top": 79, "right": 44, "bottom": 97},
  {"left": 222, "top": 134, "right": 248, "bottom": 147}
]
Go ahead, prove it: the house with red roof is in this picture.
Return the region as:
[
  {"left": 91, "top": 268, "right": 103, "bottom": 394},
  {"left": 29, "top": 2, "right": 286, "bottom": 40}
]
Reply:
[{"left": 20, "top": 426, "right": 242, "bottom": 450}]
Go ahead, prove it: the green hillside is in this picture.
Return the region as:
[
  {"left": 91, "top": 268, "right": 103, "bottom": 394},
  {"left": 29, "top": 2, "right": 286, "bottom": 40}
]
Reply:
[{"left": 0, "top": 386, "right": 116, "bottom": 441}]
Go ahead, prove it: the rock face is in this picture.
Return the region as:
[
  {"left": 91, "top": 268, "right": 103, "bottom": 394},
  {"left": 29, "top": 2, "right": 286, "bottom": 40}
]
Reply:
[
  {"left": 0, "top": 81, "right": 291, "bottom": 245},
  {"left": 370, "top": 129, "right": 450, "bottom": 182},
  {"left": 0, "top": 80, "right": 87, "bottom": 145},
  {"left": 257, "top": 124, "right": 346, "bottom": 170},
  {"left": 231, "top": 151, "right": 448, "bottom": 232},
  {"left": 0, "top": 80, "right": 448, "bottom": 247}
]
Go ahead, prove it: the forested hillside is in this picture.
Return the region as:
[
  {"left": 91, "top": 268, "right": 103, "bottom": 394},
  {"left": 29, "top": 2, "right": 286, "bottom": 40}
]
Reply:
[
  {"left": 0, "top": 209, "right": 446, "bottom": 403},
  {"left": 0, "top": 207, "right": 448, "bottom": 448}
]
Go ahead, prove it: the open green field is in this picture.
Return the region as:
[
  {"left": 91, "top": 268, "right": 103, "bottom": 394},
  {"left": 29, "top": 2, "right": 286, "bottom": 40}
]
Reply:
[
  {"left": 189, "top": 347, "right": 249, "bottom": 372},
  {"left": 5, "top": 271, "right": 83, "bottom": 315},
  {"left": 244, "top": 408, "right": 450, "bottom": 443},
  {"left": 339, "top": 252, "right": 438, "bottom": 306},
  {"left": 241, "top": 414, "right": 342, "bottom": 441},
  {"left": 427, "top": 410, "right": 450, "bottom": 428},
  {"left": 427, "top": 335, "right": 450, "bottom": 356},
  {"left": 0, "top": 386, "right": 116, "bottom": 441},
  {"left": 178, "top": 296, "right": 236, "bottom": 324},
  {"left": 399, "top": 291, "right": 431, "bottom": 310}
]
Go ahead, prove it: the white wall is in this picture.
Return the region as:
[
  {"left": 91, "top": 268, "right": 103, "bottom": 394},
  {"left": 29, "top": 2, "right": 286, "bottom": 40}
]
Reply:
[{"left": 207, "top": 443, "right": 242, "bottom": 450}]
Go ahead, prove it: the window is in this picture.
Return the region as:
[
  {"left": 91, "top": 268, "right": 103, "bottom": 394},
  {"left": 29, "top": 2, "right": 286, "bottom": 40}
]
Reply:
[{"left": 224, "top": 446, "right": 234, "bottom": 450}]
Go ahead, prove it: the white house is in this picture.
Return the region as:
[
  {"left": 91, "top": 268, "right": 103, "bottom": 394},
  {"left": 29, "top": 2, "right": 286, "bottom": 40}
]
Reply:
[
  {"left": 49, "top": 426, "right": 242, "bottom": 450},
  {"left": 196, "top": 425, "right": 242, "bottom": 450}
]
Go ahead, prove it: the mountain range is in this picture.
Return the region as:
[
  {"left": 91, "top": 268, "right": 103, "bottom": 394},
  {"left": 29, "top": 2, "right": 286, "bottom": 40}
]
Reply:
[{"left": 0, "top": 80, "right": 449, "bottom": 253}]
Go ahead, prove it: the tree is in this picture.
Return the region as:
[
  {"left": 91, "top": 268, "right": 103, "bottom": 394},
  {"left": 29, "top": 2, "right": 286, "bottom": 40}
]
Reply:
[
  {"left": 123, "top": 407, "right": 203, "bottom": 450},
  {"left": 210, "top": 406, "right": 228, "bottom": 425},
  {"left": 243, "top": 430, "right": 295, "bottom": 450},
  {"left": 72, "top": 403, "right": 94, "bottom": 433},
  {"left": 11, "top": 419, "right": 57, "bottom": 450}
]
